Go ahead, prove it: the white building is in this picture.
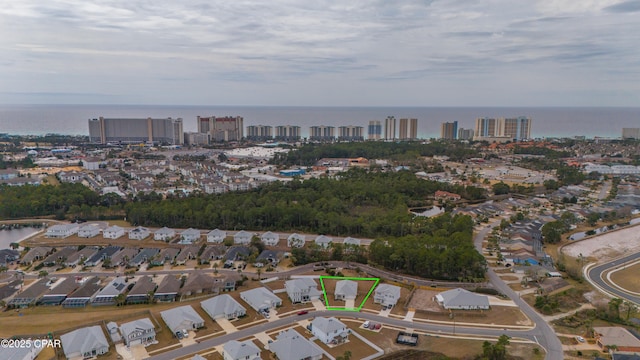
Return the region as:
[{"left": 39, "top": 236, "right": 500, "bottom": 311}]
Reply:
[
  {"left": 315, "top": 235, "right": 333, "bottom": 248},
  {"left": 128, "top": 226, "right": 150, "bottom": 240},
  {"left": 261, "top": 231, "right": 279, "bottom": 246},
  {"left": 234, "top": 230, "right": 253, "bottom": 244},
  {"left": 335, "top": 280, "right": 358, "bottom": 301},
  {"left": 45, "top": 224, "right": 80, "bottom": 238},
  {"left": 240, "top": 287, "right": 282, "bottom": 312},
  {"left": 311, "top": 317, "right": 349, "bottom": 345},
  {"left": 77, "top": 224, "right": 100, "bottom": 238},
  {"left": 223, "top": 340, "right": 261, "bottom": 360},
  {"left": 154, "top": 227, "right": 175, "bottom": 241},
  {"left": 373, "top": 284, "right": 401, "bottom": 307},
  {"left": 180, "top": 228, "right": 201, "bottom": 244},
  {"left": 103, "top": 225, "right": 125, "bottom": 239},
  {"left": 207, "top": 229, "right": 227, "bottom": 243},
  {"left": 435, "top": 288, "right": 490, "bottom": 310},
  {"left": 287, "top": 233, "right": 305, "bottom": 248},
  {"left": 285, "top": 278, "right": 322, "bottom": 304}
]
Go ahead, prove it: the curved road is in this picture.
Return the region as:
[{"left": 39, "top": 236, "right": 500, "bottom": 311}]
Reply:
[
  {"left": 474, "top": 223, "right": 563, "bottom": 360},
  {"left": 586, "top": 252, "right": 640, "bottom": 305}
]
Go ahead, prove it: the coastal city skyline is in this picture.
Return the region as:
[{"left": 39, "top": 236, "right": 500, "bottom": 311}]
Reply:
[{"left": 1, "top": 1, "right": 639, "bottom": 106}]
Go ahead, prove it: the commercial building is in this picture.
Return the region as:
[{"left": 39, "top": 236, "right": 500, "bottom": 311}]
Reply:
[
  {"left": 368, "top": 120, "right": 382, "bottom": 140},
  {"left": 399, "top": 118, "right": 418, "bottom": 140},
  {"left": 246, "top": 125, "right": 273, "bottom": 141},
  {"left": 440, "top": 121, "right": 458, "bottom": 140},
  {"left": 474, "top": 117, "right": 498, "bottom": 138},
  {"left": 309, "top": 126, "right": 335, "bottom": 141},
  {"left": 275, "top": 125, "right": 301, "bottom": 141},
  {"left": 338, "top": 125, "right": 364, "bottom": 141},
  {"left": 184, "top": 132, "right": 209, "bottom": 146},
  {"left": 197, "top": 116, "right": 244, "bottom": 142},
  {"left": 622, "top": 128, "right": 640, "bottom": 139},
  {"left": 384, "top": 116, "right": 396, "bottom": 140},
  {"left": 88, "top": 117, "right": 184, "bottom": 145}
]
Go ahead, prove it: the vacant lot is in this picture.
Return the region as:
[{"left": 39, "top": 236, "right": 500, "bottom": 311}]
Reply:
[
  {"left": 609, "top": 262, "right": 640, "bottom": 293},
  {"left": 320, "top": 278, "right": 378, "bottom": 309},
  {"left": 314, "top": 327, "right": 378, "bottom": 360}
]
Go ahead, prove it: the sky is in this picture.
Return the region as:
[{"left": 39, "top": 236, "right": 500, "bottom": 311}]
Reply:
[{"left": 1, "top": 0, "right": 639, "bottom": 106}]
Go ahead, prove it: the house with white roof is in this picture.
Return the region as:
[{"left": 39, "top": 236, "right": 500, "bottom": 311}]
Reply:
[
  {"left": 270, "top": 329, "right": 323, "bottom": 360},
  {"left": 119, "top": 318, "right": 156, "bottom": 346},
  {"left": 78, "top": 224, "right": 101, "bottom": 238},
  {"left": 287, "top": 233, "right": 305, "bottom": 248},
  {"left": 373, "top": 283, "right": 401, "bottom": 307},
  {"left": 261, "top": 231, "right": 279, "bottom": 246},
  {"left": 160, "top": 305, "right": 204, "bottom": 337},
  {"left": 0, "top": 346, "right": 42, "bottom": 360},
  {"left": 180, "top": 228, "right": 201, "bottom": 244},
  {"left": 285, "top": 278, "right": 322, "bottom": 304},
  {"left": 207, "top": 229, "right": 227, "bottom": 243},
  {"left": 240, "top": 287, "right": 282, "bottom": 312},
  {"left": 154, "top": 227, "right": 175, "bottom": 241},
  {"left": 315, "top": 235, "right": 333, "bottom": 248},
  {"left": 233, "top": 230, "right": 253, "bottom": 244},
  {"left": 60, "top": 325, "right": 109, "bottom": 359},
  {"left": 45, "top": 223, "right": 79, "bottom": 238},
  {"left": 343, "top": 237, "right": 361, "bottom": 246},
  {"left": 435, "top": 288, "right": 490, "bottom": 310},
  {"left": 128, "top": 226, "right": 150, "bottom": 240},
  {"left": 223, "top": 340, "right": 261, "bottom": 360},
  {"left": 201, "top": 294, "right": 247, "bottom": 320},
  {"left": 335, "top": 280, "right": 358, "bottom": 301},
  {"left": 311, "top": 317, "right": 349, "bottom": 345},
  {"left": 103, "top": 225, "right": 125, "bottom": 239}
]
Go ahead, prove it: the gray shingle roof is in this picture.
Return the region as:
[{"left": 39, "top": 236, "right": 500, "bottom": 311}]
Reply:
[
  {"left": 271, "top": 329, "right": 323, "bottom": 360},
  {"left": 335, "top": 280, "right": 358, "bottom": 298},
  {"left": 160, "top": 305, "right": 204, "bottom": 334},
  {"left": 311, "top": 317, "right": 347, "bottom": 335},
  {"left": 436, "top": 288, "right": 490, "bottom": 308},
  {"left": 201, "top": 294, "right": 246, "bottom": 319},
  {"left": 223, "top": 340, "right": 261, "bottom": 360},
  {"left": 60, "top": 325, "right": 109, "bottom": 358}
]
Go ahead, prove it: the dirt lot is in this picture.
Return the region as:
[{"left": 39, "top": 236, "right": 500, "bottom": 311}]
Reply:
[
  {"left": 320, "top": 278, "right": 378, "bottom": 309},
  {"left": 407, "top": 289, "right": 441, "bottom": 312},
  {"left": 562, "top": 223, "right": 640, "bottom": 260},
  {"left": 608, "top": 262, "right": 640, "bottom": 293},
  {"left": 314, "top": 328, "right": 378, "bottom": 359}
]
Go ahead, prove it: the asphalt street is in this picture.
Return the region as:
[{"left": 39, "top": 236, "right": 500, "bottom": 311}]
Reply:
[{"left": 587, "top": 252, "right": 640, "bottom": 304}]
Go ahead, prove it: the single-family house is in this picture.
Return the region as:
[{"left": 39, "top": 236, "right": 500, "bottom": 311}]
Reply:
[
  {"left": 254, "top": 250, "right": 282, "bottom": 267},
  {"left": 343, "top": 237, "right": 361, "bottom": 246},
  {"left": 240, "top": 287, "right": 282, "bottom": 312},
  {"left": 270, "top": 329, "right": 323, "bottom": 360},
  {"left": 152, "top": 247, "right": 179, "bottom": 266},
  {"left": 106, "top": 321, "right": 122, "bottom": 343},
  {"left": 179, "top": 273, "right": 220, "bottom": 299},
  {"left": 285, "top": 278, "right": 322, "bottom": 304},
  {"left": 120, "top": 318, "right": 156, "bottom": 347},
  {"left": 160, "top": 305, "right": 205, "bottom": 337},
  {"left": 45, "top": 224, "right": 79, "bottom": 238},
  {"left": 335, "top": 280, "right": 358, "bottom": 301},
  {"left": 593, "top": 326, "right": 640, "bottom": 352},
  {"left": 38, "top": 277, "right": 78, "bottom": 306},
  {"left": 126, "top": 276, "right": 156, "bottom": 304},
  {"left": 374, "top": 284, "right": 401, "bottom": 307},
  {"left": 154, "top": 227, "right": 176, "bottom": 241},
  {"left": 435, "top": 288, "right": 490, "bottom": 310},
  {"left": 0, "top": 346, "right": 42, "bottom": 360},
  {"left": 315, "top": 235, "right": 332, "bottom": 248},
  {"left": 201, "top": 294, "right": 247, "bottom": 320},
  {"left": 92, "top": 277, "right": 128, "bottom": 306},
  {"left": 0, "top": 249, "right": 19, "bottom": 267},
  {"left": 200, "top": 245, "right": 227, "bottom": 264},
  {"left": 154, "top": 275, "right": 181, "bottom": 303},
  {"left": 233, "top": 230, "right": 253, "bottom": 244},
  {"left": 261, "top": 231, "right": 279, "bottom": 246},
  {"left": 207, "top": 229, "right": 227, "bottom": 243},
  {"left": 175, "top": 245, "right": 200, "bottom": 265},
  {"left": 21, "top": 247, "right": 52, "bottom": 265},
  {"left": 435, "top": 190, "right": 462, "bottom": 201},
  {"left": 42, "top": 246, "right": 77, "bottom": 267},
  {"left": 64, "top": 247, "right": 98, "bottom": 267},
  {"left": 223, "top": 340, "right": 261, "bottom": 360},
  {"left": 78, "top": 224, "right": 101, "bottom": 238},
  {"left": 103, "top": 225, "right": 125, "bottom": 239},
  {"left": 129, "top": 226, "right": 150, "bottom": 240},
  {"left": 222, "top": 273, "right": 240, "bottom": 292},
  {"left": 111, "top": 247, "right": 140, "bottom": 267},
  {"left": 7, "top": 278, "right": 49, "bottom": 308},
  {"left": 62, "top": 277, "right": 102, "bottom": 308},
  {"left": 311, "top": 317, "right": 349, "bottom": 345},
  {"left": 224, "top": 246, "right": 251, "bottom": 262},
  {"left": 287, "top": 233, "right": 305, "bottom": 248},
  {"left": 60, "top": 326, "right": 109, "bottom": 359},
  {"left": 85, "top": 246, "right": 121, "bottom": 266},
  {"left": 180, "top": 228, "right": 201, "bottom": 244},
  {"left": 129, "top": 248, "right": 160, "bottom": 267}
]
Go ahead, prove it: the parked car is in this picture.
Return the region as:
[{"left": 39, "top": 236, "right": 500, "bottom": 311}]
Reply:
[
  {"left": 363, "top": 321, "right": 370, "bottom": 328},
  {"left": 297, "top": 310, "right": 308, "bottom": 315},
  {"left": 575, "top": 336, "right": 585, "bottom": 343},
  {"left": 374, "top": 323, "right": 381, "bottom": 330}
]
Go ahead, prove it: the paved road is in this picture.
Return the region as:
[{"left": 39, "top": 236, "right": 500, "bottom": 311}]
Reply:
[
  {"left": 586, "top": 252, "right": 640, "bottom": 305},
  {"left": 474, "top": 223, "right": 563, "bottom": 360},
  {"left": 147, "top": 309, "right": 536, "bottom": 360}
]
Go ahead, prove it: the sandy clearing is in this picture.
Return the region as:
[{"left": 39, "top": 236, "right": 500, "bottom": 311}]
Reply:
[{"left": 562, "top": 223, "right": 640, "bottom": 259}]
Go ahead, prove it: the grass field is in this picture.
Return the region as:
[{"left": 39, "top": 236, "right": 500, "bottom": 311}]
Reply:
[{"left": 608, "top": 262, "right": 640, "bottom": 293}]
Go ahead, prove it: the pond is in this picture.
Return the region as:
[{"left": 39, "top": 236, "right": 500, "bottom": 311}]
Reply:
[{"left": 0, "top": 227, "right": 40, "bottom": 249}]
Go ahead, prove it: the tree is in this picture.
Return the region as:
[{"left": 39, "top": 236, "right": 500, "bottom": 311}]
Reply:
[
  {"left": 492, "top": 182, "right": 510, "bottom": 195},
  {"left": 624, "top": 301, "right": 638, "bottom": 320},
  {"left": 38, "top": 270, "right": 48, "bottom": 278},
  {"left": 115, "top": 293, "right": 126, "bottom": 307},
  {"left": 609, "top": 298, "right": 623, "bottom": 319}
]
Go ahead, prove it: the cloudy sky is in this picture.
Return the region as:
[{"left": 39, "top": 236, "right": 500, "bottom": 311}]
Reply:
[{"left": 1, "top": 0, "right": 639, "bottom": 106}]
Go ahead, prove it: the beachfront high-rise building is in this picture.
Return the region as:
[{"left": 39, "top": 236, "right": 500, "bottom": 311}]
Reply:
[
  {"left": 88, "top": 117, "right": 184, "bottom": 145},
  {"left": 368, "top": 120, "right": 382, "bottom": 140},
  {"left": 440, "top": 121, "right": 458, "bottom": 140},
  {"left": 457, "top": 128, "right": 474, "bottom": 140},
  {"left": 474, "top": 117, "right": 531, "bottom": 141},
  {"left": 197, "top": 116, "right": 244, "bottom": 142},
  {"left": 622, "top": 128, "right": 640, "bottom": 139},
  {"left": 275, "top": 125, "right": 301, "bottom": 141},
  {"left": 246, "top": 125, "right": 273, "bottom": 141},
  {"left": 338, "top": 126, "right": 364, "bottom": 141},
  {"left": 384, "top": 116, "right": 396, "bottom": 140},
  {"left": 399, "top": 118, "right": 418, "bottom": 140},
  {"left": 501, "top": 117, "right": 531, "bottom": 140},
  {"left": 309, "top": 126, "right": 335, "bottom": 141}
]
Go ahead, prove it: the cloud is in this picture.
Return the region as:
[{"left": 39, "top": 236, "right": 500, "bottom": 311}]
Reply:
[{"left": 604, "top": 0, "right": 640, "bottom": 12}]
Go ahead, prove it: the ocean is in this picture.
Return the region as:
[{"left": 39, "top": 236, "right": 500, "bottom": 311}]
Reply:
[{"left": 0, "top": 104, "right": 638, "bottom": 139}]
